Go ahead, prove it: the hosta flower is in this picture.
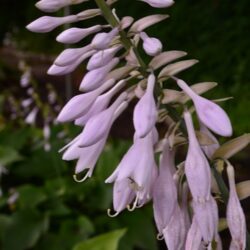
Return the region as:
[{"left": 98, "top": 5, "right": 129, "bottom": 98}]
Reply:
[
  {"left": 80, "top": 58, "right": 119, "bottom": 91},
  {"left": 56, "top": 25, "right": 102, "bottom": 44},
  {"left": 36, "top": 0, "right": 88, "bottom": 12},
  {"left": 226, "top": 162, "right": 246, "bottom": 250},
  {"left": 183, "top": 111, "right": 211, "bottom": 202},
  {"left": 91, "top": 27, "right": 119, "bottom": 50},
  {"left": 153, "top": 140, "right": 177, "bottom": 235},
  {"left": 57, "top": 79, "right": 115, "bottom": 123},
  {"left": 185, "top": 218, "right": 202, "bottom": 250},
  {"left": 140, "top": 32, "right": 163, "bottom": 56},
  {"left": 78, "top": 92, "right": 127, "bottom": 147},
  {"left": 133, "top": 74, "right": 157, "bottom": 138},
  {"left": 87, "top": 46, "right": 122, "bottom": 70},
  {"left": 75, "top": 79, "right": 126, "bottom": 126},
  {"left": 177, "top": 79, "right": 232, "bottom": 137},
  {"left": 106, "top": 130, "right": 157, "bottom": 212},
  {"left": 26, "top": 15, "right": 77, "bottom": 33},
  {"left": 140, "top": 0, "right": 174, "bottom": 8}
]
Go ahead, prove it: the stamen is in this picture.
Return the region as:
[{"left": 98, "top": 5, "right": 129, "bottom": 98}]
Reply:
[
  {"left": 127, "top": 195, "right": 139, "bottom": 211},
  {"left": 157, "top": 233, "right": 164, "bottom": 241},
  {"left": 107, "top": 208, "right": 119, "bottom": 217},
  {"left": 73, "top": 172, "right": 90, "bottom": 183}
]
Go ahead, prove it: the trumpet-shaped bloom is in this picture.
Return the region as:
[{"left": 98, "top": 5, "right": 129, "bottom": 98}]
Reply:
[
  {"left": 177, "top": 79, "right": 232, "bottom": 137},
  {"left": 153, "top": 140, "right": 178, "bottom": 235},
  {"left": 78, "top": 92, "right": 127, "bottom": 147},
  {"left": 183, "top": 111, "right": 211, "bottom": 202},
  {"left": 91, "top": 28, "right": 119, "bottom": 50},
  {"left": 133, "top": 74, "right": 157, "bottom": 138},
  {"left": 75, "top": 79, "right": 126, "bottom": 126},
  {"left": 80, "top": 58, "right": 119, "bottom": 91},
  {"left": 87, "top": 46, "right": 122, "bottom": 70},
  {"left": 185, "top": 218, "right": 202, "bottom": 250},
  {"left": 57, "top": 79, "right": 115, "bottom": 123},
  {"left": 56, "top": 25, "right": 101, "bottom": 44},
  {"left": 106, "top": 130, "right": 157, "bottom": 210},
  {"left": 26, "top": 15, "right": 77, "bottom": 33},
  {"left": 140, "top": 32, "right": 162, "bottom": 56},
  {"left": 140, "top": 0, "right": 174, "bottom": 8},
  {"left": 36, "top": 0, "right": 88, "bottom": 12},
  {"left": 226, "top": 163, "right": 246, "bottom": 250}
]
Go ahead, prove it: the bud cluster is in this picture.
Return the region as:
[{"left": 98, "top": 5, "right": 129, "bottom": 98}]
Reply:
[{"left": 27, "top": 0, "right": 248, "bottom": 249}]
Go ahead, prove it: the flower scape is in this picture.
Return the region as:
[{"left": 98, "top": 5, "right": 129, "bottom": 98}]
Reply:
[{"left": 27, "top": 0, "right": 250, "bottom": 249}]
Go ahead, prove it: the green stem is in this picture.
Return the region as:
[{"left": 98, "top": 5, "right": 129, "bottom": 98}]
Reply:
[{"left": 94, "top": 0, "right": 147, "bottom": 75}]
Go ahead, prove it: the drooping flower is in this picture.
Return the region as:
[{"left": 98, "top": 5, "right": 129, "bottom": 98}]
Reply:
[
  {"left": 57, "top": 79, "right": 115, "bottom": 123},
  {"left": 140, "top": 32, "right": 163, "bottom": 56},
  {"left": 226, "top": 162, "right": 246, "bottom": 250},
  {"left": 177, "top": 79, "right": 232, "bottom": 137},
  {"left": 75, "top": 79, "right": 127, "bottom": 126},
  {"left": 185, "top": 217, "right": 202, "bottom": 250},
  {"left": 106, "top": 130, "right": 158, "bottom": 212},
  {"left": 78, "top": 92, "right": 127, "bottom": 147},
  {"left": 153, "top": 140, "right": 178, "bottom": 235},
  {"left": 183, "top": 111, "right": 211, "bottom": 202},
  {"left": 79, "top": 58, "right": 119, "bottom": 91},
  {"left": 133, "top": 74, "right": 157, "bottom": 138}
]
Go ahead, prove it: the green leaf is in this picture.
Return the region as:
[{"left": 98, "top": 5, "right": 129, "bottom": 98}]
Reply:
[
  {"left": 72, "top": 229, "right": 126, "bottom": 250},
  {"left": 0, "top": 146, "right": 22, "bottom": 166},
  {"left": 2, "top": 210, "right": 49, "bottom": 250},
  {"left": 18, "top": 185, "right": 47, "bottom": 208}
]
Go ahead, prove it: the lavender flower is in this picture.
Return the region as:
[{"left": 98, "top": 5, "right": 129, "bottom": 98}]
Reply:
[
  {"left": 140, "top": 32, "right": 163, "bottom": 56},
  {"left": 140, "top": 0, "right": 174, "bottom": 8}
]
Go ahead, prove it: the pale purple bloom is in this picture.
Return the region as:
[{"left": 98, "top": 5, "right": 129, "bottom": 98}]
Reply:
[
  {"left": 21, "top": 98, "right": 33, "bottom": 108},
  {"left": 20, "top": 70, "right": 31, "bottom": 87},
  {"left": 153, "top": 140, "right": 178, "bottom": 235},
  {"left": 25, "top": 107, "right": 39, "bottom": 125},
  {"left": 57, "top": 79, "right": 115, "bottom": 123},
  {"left": 75, "top": 79, "right": 126, "bottom": 126},
  {"left": 177, "top": 79, "right": 232, "bottom": 137},
  {"left": 183, "top": 111, "right": 211, "bottom": 202},
  {"left": 133, "top": 74, "right": 157, "bottom": 138},
  {"left": 163, "top": 205, "right": 187, "bottom": 250},
  {"left": 185, "top": 217, "right": 203, "bottom": 250},
  {"left": 106, "top": 130, "right": 157, "bottom": 211},
  {"left": 140, "top": 32, "right": 163, "bottom": 56},
  {"left": 140, "top": 0, "right": 174, "bottom": 8},
  {"left": 78, "top": 92, "right": 127, "bottom": 147},
  {"left": 36, "top": 0, "right": 88, "bottom": 12},
  {"left": 26, "top": 15, "right": 77, "bottom": 33},
  {"left": 80, "top": 58, "right": 119, "bottom": 91},
  {"left": 48, "top": 50, "right": 95, "bottom": 75},
  {"left": 54, "top": 45, "right": 92, "bottom": 67},
  {"left": 56, "top": 25, "right": 102, "bottom": 44},
  {"left": 226, "top": 163, "right": 246, "bottom": 250},
  {"left": 87, "top": 46, "right": 122, "bottom": 70},
  {"left": 192, "top": 196, "right": 218, "bottom": 243},
  {"left": 43, "top": 123, "right": 51, "bottom": 140},
  {"left": 91, "top": 28, "right": 119, "bottom": 50}
]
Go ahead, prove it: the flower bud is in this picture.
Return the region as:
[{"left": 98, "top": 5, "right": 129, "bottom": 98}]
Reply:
[
  {"left": 36, "top": 0, "right": 88, "bottom": 12},
  {"left": 56, "top": 25, "right": 101, "bottom": 44},
  {"left": 26, "top": 15, "right": 77, "bottom": 33},
  {"left": 133, "top": 74, "right": 157, "bottom": 138},
  {"left": 140, "top": 0, "right": 174, "bottom": 8},
  {"left": 140, "top": 32, "right": 162, "bottom": 56},
  {"left": 57, "top": 79, "right": 115, "bottom": 123},
  {"left": 226, "top": 163, "right": 246, "bottom": 250},
  {"left": 87, "top": 46, "right": 122, "bottom": 70},
  {"left": 91, "top": 27, "right": 119, "bottom": 50},
  {"left": 177, "top": 79, "right": 232, "bottom": 137},
  {"left": 80, "top": 58, "right": 119, "bottom": 91}
]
